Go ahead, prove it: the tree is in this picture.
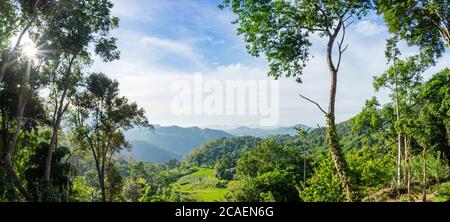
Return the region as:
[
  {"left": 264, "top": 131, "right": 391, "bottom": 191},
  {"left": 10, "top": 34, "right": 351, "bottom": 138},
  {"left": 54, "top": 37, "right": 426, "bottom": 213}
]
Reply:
[
  {"left": 214, "top": 155, "right": 234, "bottom": 180},
  {"left": 71, "top": 73, "right": 149, "bottom": 202},
  {"left": 376, "top": 0, "right": 449, "bottom": 58},
  {"left": 40, "top": 0, "right": 120, "bottom": 183},
  {"left": 374, "top": 37, "right": 430, "bottom": 193},
  {"left": 220, "top": 0, "right": 373, "bottom": 201}
]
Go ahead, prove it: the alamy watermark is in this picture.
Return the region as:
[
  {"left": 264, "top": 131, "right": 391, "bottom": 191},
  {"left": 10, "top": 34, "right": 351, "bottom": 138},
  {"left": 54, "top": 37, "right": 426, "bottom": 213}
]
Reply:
[{"left": 171, "top": 73, "right": 279, "bottom": 126}]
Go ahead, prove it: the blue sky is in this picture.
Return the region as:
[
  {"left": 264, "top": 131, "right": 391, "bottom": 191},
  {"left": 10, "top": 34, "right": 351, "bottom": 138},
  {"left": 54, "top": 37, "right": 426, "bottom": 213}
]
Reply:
[{"left": 90, "top": 0, "right": 450, "bottom": 129}]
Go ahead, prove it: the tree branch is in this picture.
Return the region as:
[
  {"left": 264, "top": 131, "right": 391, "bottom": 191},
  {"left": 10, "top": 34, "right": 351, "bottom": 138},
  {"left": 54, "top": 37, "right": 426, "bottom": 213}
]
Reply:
[{"left": 299, "top": 94, "right": 327, "bottom": 115}]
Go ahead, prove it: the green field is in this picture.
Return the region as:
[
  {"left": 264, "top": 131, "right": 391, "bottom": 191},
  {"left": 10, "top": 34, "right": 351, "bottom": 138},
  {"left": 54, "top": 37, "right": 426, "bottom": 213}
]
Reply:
[{"left": 172, "top": 167, "right": 228, "bottom": 202}]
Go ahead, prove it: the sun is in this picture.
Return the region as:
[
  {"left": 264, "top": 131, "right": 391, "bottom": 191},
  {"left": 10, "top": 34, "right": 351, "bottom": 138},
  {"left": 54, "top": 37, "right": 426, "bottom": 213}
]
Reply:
[{"left": 23, "top": 42, "right": 38, "bottom": 58}]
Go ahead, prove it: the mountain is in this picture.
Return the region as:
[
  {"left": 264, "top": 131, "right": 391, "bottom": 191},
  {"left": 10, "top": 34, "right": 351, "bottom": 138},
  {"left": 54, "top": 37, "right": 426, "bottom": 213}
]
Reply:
[
  {"left": 226, "top": 124, "right": 311, "bottom": 138},
  {"left": 124, "top": 125, "right": 234, "bottom": 156},
  {"left": 122, "top": 141, "right": 180, "bottom": 163}
]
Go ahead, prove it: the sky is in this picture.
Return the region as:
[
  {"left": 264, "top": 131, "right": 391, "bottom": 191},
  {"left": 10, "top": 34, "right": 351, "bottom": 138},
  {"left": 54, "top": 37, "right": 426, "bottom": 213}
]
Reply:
[{"left": 90, "top": 0, "right": 450, "bottom": 129}]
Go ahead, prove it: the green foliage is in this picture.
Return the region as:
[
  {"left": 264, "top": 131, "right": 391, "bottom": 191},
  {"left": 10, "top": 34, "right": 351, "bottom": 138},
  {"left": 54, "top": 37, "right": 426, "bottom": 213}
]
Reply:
[
  {"left": 346, "top": 146, "right": 395, "bottom": 197},
  {"left": 23, "top": 142, "right": 74, "bottom": 202},
  {"left": 300, "top": 145, "right": 394, "bottom": 201},
  {"left": 39, "top": 0, "right": 120, "bottom": 62},
  {"left": 434, "top": 182, "right": 450, "bottom": 202},
  {"left": 105, "top": 162, "right": 124, "bottom": 202},
  {"left": 187, "top": 136, "right": 262, "bottom": 167},
  {"left": 122, "top": 177, "right": 147, "bottom": 202},
  {"left": 70, "top": 176, "right": 100, "bottom": 202},
  {"left": 299, "top": 153, "right": 345, "bottom": 202},
  {"left": 228, "top": 140, "right": 305, "bottom": 202},
  {"left": 214, "top": 156, "right": 234, "bottom": 180},
  {"left": 376, "top": 0, "right": 449, "bottom": 59},
  {"left": 410, "top": 152, "right": 450, "bottom": 184}
]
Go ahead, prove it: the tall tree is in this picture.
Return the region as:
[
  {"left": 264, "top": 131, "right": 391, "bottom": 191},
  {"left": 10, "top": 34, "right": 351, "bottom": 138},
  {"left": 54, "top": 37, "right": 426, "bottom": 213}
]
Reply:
[
  {"left": 71, "top": 73, "right": 149, "bottom": 202},
  {"left": 220, "top": 0, "right": 373, "bottom": 201},
  {"left": 39, "top": 0, "right": 120, "bottom": 183},
  {"left": 384, "top": 37, "right": 402, "bottom": 188}
]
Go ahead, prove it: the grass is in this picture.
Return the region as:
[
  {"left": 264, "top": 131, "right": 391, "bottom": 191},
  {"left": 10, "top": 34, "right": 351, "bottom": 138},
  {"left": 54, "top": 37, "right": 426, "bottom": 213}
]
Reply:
[{"left": 172, "top": 166, "right": 229, "bottom": 202}]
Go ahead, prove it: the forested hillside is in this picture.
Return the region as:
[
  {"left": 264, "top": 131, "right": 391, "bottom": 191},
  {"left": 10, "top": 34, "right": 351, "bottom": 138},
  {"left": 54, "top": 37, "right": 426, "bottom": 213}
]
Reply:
[{"left": 1, "top": 0, "right": 450, "bottom": 203}]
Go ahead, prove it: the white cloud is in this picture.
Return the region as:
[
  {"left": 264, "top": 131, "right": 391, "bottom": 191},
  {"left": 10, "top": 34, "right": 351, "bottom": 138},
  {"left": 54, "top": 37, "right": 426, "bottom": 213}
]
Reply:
[
  {"left": 353, "top": 20, "right": 386, "bottom": 36},
  {"left": 140, "top": 36, "right": 203, "bottom": 66}
]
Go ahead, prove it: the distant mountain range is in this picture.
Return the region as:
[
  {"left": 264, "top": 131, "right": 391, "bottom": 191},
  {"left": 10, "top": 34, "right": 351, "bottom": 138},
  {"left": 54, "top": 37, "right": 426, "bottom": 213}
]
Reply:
[
  {"left": 122, "top": 124, "right": 312, "bottom": 163},
  {"left": 225, "top": 124, "right": 311, "bottom": 138},
  {"left": 123, "top": 125, "right": 234, "bottom": 162}
]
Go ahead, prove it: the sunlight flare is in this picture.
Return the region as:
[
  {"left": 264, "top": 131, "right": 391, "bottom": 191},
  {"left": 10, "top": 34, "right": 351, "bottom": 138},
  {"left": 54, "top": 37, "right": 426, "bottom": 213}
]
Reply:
[{"left": 22, "top": 42, "right": 38, "bottom": 59}]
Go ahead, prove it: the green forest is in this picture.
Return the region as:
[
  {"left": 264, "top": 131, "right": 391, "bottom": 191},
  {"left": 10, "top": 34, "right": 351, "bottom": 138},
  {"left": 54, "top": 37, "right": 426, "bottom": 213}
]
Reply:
[{"left": 1, "top": 0, "right": 450, "bottom": 202}]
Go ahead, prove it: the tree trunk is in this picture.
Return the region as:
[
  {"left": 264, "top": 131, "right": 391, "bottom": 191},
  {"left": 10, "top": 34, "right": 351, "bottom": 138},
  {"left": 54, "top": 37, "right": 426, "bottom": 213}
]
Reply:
[
  {"left": 393, "top": 58, "right": 402, "bottom": 188},
  {"left": 404, "top": 136, "right": 411, "bottom": 200},
  {"left": 43, "top": 92, "right": 69, "bottom": 181},
  {"left": 101, "top": 152, "right": 107, "bottom": 202},
  {"left": 326, "top": 116, "right": 355, "bottom": 202},
  {"left": 99, "top": 171, "right": 107, "bottom": 202},
  {"left": 4, "top": 61, "right": 33, "bottom": 201},
  {"left": 324, "top": 21, "right": 355, "bottom": 202},
  {"left": 422, "top": 146, "right": 427, "bottom": 202},
  {"left": 93, "top": 152, "right": 106, "bottom": 202},
  {"left": 44, "top": 55, "right": 75, "bottom": 181}
]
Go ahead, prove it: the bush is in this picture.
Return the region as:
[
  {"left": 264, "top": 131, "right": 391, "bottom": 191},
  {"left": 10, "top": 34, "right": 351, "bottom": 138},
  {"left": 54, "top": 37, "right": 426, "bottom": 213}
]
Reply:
[
  {"left": 299, "top": 154, "right": 345, "bottom": 202},
  {"left": 434, "top": 182, "right": 450, "bottom": 202}
]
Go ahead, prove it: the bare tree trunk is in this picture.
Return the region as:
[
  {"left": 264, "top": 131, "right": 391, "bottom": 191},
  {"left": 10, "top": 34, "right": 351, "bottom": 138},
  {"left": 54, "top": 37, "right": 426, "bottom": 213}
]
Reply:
[
  {"left": 404, "top": 136, "right": 411, "bottom": 200},
  {"left": 422, "top": 146, "right": 427, "bottom": 202},
  {"left": 3, "top": 61, "right": 33, "bottom": 201},
  {"left": 101, "top": 151, "right": 107, "bottom": 202},
  {"left": 393, "top": 58, "right": 402, "bottom": 188}
]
